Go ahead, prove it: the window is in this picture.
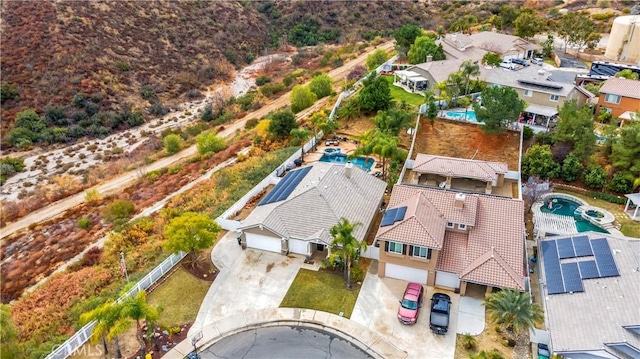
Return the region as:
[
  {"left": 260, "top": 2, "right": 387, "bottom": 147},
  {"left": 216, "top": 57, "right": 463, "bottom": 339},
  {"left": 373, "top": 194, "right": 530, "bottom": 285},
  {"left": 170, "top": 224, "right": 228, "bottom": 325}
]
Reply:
[
  {"left": 604, "top": 93, "right": 621, "bottom": 104},
  {"left": 386, "top": 241, "right": 404, "bottom": 254},
  {"left": 524, "top": 89, "right": 533, "bottom": 97},
  {"left": 446, "top": 221, "right": 454, "bottom": 228},
  {"left": 549, "top": 94, "right": 559, "bottom": 102},
  {"left": 459, "top": 223, "right": 467, "bottom": 230},
  {"left": 411, "top": 245, "right": 431, "bottom": 259}
]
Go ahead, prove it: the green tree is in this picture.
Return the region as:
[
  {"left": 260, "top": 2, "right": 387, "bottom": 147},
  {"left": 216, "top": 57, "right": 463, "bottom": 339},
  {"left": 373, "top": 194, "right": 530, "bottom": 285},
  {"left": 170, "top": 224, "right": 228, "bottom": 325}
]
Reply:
[
  {"left": 434, "top": 81, "right": 452, "bottom": 108},
  {"left": 473, "top": 86, "right": 525, "bottom": 134},
  {"left": 200, "top": 103, "right": 215, "bottom": 122},
  {"left": 102, "top": 199, "right": 135, "bottom": 224},
  {"left": 615, "top": 69, "right": 640, "bottom": 80},
  {"left": 611, "top": 121, "right": 640, "bottom": 179},
  {"left": 15, "top": 109, "right": 46, "bottom": 133},
  {"left": 0, "top": 83, "right": 19, "bottom": 103},
  {"left": 268, "top": 109, "right": 298, "bottom": 139},
  {"left": 560, "top": 152, "right": 584, "bottom": 182},
  {"left": 447, "top": 71, "right": 466, "bottom": 99},
  {"left": 366, "top": 49, "right": 389, "bottom": 71},
  {"left": 407, "top": 36, "right": 446, "bottom": 64},
  {"left": 309, "top": 73, "right": 333, "bottom": 98},
  {"left": 355, "top": 130, "right": 407, "bottom": 179},
  {"left": 120, "top": 291, "right": 159, "bottom": 358},
  {"left": 553, "top": 100, "right": 596, "bottom": 161},
  {"left": 484, "top": 289, "right": 543, "bottom": 356},
  {"left": 498, "top": 5, "right": 520, "bottom": 29},
  {"left": 482, "top": 52, "right": 502, "bottom": 67},
  {"left": 309, "top": 111, "right": 328, "bottom": 150},
  {"left": 583, "top": 164, "right": 608, "bottom": 189},
  {"left": 424, "top": 90, "right": 439, "bottom": 127},
  {"left": 542, "top": 33, "right": 555, "bottom": 58},
  {"left": 358, "top": 73, "right": 392, "bottom": 113},
  {"left": 290, "top": 126, "right": 311, "bottom": 161},
  {"left": 290, "top": 85, "right": 317, "bottom": 113},
  {"left": 80, "top": 301, "right": 130, "bottom": 359},
  {"left": 164, "top": 211, "right": 221, "bottom": 266},
  {"left": 514, "top": 11, "right": 546, "bottom": 39},
  {"left": 329, "top": 218, "right": 366, "bottom": 289},
  {"left": 163, "top": 134, "right": 183, "bottom": 155},
  {"left": 373, "top": 108, "right": 412, "bottom": 136},
  {"left": 607, "top": 171, "right": 635, "bottom": 193},
  {"left": 522, "top": 144, "right": 560, "bottom": 179},
  {"left": 394, "top": 24, "right": 423, "bottom": 57},
  {"left": 1, "top": 304, "right": 22, "bottom": 359},
  {"left": 557, "top": 12, "right": 597, "bottom": 53},
  {"left": 460, "top": 61, "right": 480, "bottom": 96},
  {"left": 449, "top": 15, "right": 478, "bottom": 34},
  {"left": 196, "top": 130, "right": 226, "bottom": 155}
]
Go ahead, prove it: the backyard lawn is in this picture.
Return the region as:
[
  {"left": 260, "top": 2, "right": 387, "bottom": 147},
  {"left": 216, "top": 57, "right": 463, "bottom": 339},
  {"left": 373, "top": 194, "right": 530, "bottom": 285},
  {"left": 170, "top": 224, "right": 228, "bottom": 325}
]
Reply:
[
  {"left": 147, "top": 267, "right": 212, "bottom": 327},
  {"left": 381, "top": 75, "right": 425, "bottom": 107},
  {"left": 280, "top": 269, "right": 360, "bottom": 318},
  {"left": 556, "top": 189, "right": 640, "bottom": 238}
]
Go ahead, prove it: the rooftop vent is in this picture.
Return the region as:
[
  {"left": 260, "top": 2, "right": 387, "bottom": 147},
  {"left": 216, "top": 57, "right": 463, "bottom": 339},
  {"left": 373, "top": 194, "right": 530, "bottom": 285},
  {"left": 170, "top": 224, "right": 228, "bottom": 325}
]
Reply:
[
  {"left": 345, "top": 162, "right": 353, "bottom": 179},
  {"left": 454, "top": 193, "right": 466, "bottom": 209}
]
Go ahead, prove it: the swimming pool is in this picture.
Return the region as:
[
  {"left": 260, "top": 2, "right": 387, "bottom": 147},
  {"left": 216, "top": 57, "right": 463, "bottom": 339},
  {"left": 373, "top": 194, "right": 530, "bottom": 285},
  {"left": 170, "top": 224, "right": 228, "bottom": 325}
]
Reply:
[
  {"left": 540, "top": 197, "right": 608, "bottom": 233},
  {"left": 445, "top": 110, "right": 480, "bottom": 122},
  {"left": 319, "top": 153, "right": 374, "bottom": 171}
]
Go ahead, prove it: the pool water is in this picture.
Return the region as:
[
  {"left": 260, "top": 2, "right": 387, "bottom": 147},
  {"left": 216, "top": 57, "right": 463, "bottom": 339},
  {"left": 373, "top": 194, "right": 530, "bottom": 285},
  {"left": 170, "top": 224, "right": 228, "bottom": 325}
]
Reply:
[
  {"left": 541, "top": 197, "right": 608, "bottom": 233},
  {"left": 445, "top": 110, "right": 480, "bottom": 122},
  {"left": 319, "top": 153, "right": 374, "bottom": 171}
]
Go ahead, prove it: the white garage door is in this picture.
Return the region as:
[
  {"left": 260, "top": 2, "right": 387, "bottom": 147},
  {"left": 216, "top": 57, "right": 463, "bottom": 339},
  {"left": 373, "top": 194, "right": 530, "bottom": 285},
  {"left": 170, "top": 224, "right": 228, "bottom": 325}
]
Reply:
[
  {"left": 246, "top": 233, "right": 282, "bottom": 253},
  {"left": 436, "top": 271, "right": 460, "bottom": 289},
  {"left": 503, "top": 54, "right": 516, "bottom": 61},
  {"left": 289, "top": 239, "right": 308, "bottom": 255},
  {"left": 385, "top": 263, "right": 428, "bottom": 284}
]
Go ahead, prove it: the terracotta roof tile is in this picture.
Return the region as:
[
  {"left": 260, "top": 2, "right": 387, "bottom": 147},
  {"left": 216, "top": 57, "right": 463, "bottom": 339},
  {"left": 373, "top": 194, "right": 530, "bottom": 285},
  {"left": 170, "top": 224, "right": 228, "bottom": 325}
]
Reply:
[
  {"left": 460, "top": 248, "right": 524, "bottom": 289},
  {"left": 600, "top": 77, "right": 640, "bottom": 100},
  {"left": 412, "top": 154, "right": 508, "bottom": 182}
]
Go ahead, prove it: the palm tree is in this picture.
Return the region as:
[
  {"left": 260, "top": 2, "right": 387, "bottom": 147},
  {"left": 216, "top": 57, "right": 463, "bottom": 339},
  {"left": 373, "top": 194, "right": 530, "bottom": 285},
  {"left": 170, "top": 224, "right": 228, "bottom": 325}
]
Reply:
[
  {"left": 434, "top": 81, "right": 452, "bottom": 109},
  {"left": 447, "top": 71, "right": 466, "bottom": 106},
  {"left": 80, "top": 301, "right": 130, "bottom": 358},
  {"left": 120, "top": 291, "right": 159, "bottom": 358},
  {"left": 290, "top": 127, "right": 311, "bottom": 161},
  {"left": 309, "top": 111, "right": 328, "bottom": 150},
  {"left": 329, "top": 218, "right": 365, "bottom": 289},
  {"left": 484, "top": 289, "right": 543, "bottom": 358},
  {"left": 369, "top": 132, "right": 408, "bottom": 180},
  {"left": 424, "top": 90, "right": 439, "bottom": 127},
  {"left": 460, "top": 60, "right": 480, "bottom": 96}
]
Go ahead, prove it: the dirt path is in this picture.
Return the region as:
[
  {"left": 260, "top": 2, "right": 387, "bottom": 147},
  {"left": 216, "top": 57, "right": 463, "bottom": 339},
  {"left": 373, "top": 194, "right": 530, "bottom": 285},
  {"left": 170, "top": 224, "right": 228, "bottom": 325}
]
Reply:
[{"left": 0, "top": 41, "right": 394, "bottom": 240}]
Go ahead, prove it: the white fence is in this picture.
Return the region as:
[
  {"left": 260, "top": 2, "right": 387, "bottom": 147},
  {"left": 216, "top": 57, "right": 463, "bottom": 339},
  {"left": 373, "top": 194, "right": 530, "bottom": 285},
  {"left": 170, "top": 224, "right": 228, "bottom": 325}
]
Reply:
[
  {"left": 361, "top": 245, "right": 380, "bottom": 260},
  {"left": 46, "top": 251, "right": 187, "bottom": 359}
]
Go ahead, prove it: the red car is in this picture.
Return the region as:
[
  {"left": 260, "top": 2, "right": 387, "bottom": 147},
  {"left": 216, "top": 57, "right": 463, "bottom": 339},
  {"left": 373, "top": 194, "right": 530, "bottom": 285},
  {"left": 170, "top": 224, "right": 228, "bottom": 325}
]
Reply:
[{"left": 397, "top": 282, "right": 424, "bottom": 325}]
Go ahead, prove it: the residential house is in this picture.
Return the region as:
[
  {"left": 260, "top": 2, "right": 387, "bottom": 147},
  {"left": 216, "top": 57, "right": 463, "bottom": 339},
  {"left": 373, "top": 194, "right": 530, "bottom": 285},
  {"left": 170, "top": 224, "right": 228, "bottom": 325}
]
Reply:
[
  {"left": 375, "top": 183, "right": 526, "bottom": 296},
  {"left": 595, "top": 77, "right": 640, "bottom": 126},
  {"left": 238, "top": 162, "right": 386, "bottom": 257},
  {"left": 538, "top": 233, "right": 640, "bottom": 358},
  {"left": 468, "top": 31, "right": 541, "bottom": 60}
]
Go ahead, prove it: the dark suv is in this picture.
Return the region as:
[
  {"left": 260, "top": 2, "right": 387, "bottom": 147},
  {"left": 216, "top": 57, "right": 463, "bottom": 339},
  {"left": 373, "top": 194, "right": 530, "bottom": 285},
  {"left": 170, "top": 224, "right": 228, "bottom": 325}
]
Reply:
[
  {"left": 397, "top": 282, "right": 424, "bottom": 325},
  {"left": 510, "top": 58, "right": 530, "bottom": 67},
  {"left": 429, "top": 293, "right": 451, "bottom": 334}
]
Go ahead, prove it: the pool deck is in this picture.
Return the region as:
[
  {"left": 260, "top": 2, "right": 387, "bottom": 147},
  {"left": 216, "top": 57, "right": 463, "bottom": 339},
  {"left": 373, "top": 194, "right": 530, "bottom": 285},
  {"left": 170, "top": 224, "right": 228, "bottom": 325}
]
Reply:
[{"left": 304, "top": 142, "right": 378, "bottom": 173}]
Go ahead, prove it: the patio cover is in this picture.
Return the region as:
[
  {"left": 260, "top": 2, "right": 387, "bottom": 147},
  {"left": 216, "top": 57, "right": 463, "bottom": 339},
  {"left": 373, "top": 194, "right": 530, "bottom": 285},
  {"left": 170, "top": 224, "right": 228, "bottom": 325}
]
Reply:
[
  {"left": 407, "top": 76, "right": 428, "bottom": 82},
  {"left": 619, "top": 111, "right": 639, "bottom": 121},
  {"left": 523, "top": 104, "right": 558, "bottom": 117},
  {"left": 624, "top": 193, "right": 640, "bottom": 220}
]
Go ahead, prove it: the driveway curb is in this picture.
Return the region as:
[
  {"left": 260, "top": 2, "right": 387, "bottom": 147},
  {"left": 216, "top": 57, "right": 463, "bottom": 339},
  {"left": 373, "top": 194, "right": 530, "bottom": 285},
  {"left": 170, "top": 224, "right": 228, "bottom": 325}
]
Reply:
[{"left": 165, "top": 308, "right": 408, "bottom": 359}]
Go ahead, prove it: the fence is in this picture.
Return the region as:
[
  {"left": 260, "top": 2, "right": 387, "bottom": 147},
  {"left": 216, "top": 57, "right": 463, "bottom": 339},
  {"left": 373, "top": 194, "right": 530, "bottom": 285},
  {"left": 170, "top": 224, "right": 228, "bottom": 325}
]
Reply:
[{"left": 46, "top": 251, "right": 187, "bottom": 359}]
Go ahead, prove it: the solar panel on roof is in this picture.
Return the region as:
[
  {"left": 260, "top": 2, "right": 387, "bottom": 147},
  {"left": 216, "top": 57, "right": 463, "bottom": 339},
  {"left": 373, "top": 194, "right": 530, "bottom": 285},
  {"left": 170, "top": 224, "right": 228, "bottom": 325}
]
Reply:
[
  {"left": 380, "top": 208, "right": 398, "bottom": 227},
  {"left": 561, "top": 262, "right": 584, "bottom": 293},
  {"left": 591, "top": 238, "right": 620, "bottom": 277},
  {"left": 394, "top": 206, "right": 407, "bottom": 222},
  {"left": 557, "top": 238, "right": 576, "bottom": 259},
  {"left": 572, "top": 235, "right": 593, "bottom": 257},
  {"left": 259, "top": 166, "right": 312, "bottom": 206},
  {"left": 541, "top": 240, "right": 565, "bottom": 294},
  {"left": 578, "top": 260, "right": 600, "bottom": 279}
]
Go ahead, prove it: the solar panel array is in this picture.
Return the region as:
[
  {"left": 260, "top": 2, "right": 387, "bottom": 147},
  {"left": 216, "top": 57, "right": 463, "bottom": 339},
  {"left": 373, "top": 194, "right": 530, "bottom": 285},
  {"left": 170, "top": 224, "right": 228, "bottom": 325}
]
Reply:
[
  {"left": 380, "top": 206, "right": 408, "bottom": 227},
  {"left": 540, "top": 236, "right": 620, "bottom": 295},
  {"left": 259, "top": 166, "right": 312, "bottom": 206}
]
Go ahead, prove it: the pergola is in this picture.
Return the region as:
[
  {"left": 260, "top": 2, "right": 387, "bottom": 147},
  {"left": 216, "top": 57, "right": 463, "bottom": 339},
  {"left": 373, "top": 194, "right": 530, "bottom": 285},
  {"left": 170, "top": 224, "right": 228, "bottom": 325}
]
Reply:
[
  {"left": 393, "top": 70, "right": 428, "bottom": 93},
  {"left": 623, "top": 193, "right": 640, "bottom": 220}
]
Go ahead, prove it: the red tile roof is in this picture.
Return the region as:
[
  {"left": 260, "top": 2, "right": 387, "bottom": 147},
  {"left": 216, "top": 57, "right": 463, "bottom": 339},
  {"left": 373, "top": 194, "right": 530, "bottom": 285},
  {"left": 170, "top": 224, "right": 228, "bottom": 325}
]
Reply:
[
  {"left": 600, "top": 77, "right": 640, "bottom": 100},
  {"left": 413, "top": 154, "right": 508, "bottom": 182}
]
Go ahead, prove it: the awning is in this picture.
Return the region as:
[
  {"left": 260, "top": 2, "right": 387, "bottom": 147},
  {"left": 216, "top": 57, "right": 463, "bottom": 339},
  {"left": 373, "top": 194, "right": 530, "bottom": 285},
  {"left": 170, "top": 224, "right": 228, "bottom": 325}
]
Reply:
[
  {"left": 524, "top": 104, "right": 558, "bottom": 117},
  {"left": 619, "top": 111, "right": 639, "bottom": 121},
  {"left": 407, "top": 76, "right": 428, "bottom": 82}
]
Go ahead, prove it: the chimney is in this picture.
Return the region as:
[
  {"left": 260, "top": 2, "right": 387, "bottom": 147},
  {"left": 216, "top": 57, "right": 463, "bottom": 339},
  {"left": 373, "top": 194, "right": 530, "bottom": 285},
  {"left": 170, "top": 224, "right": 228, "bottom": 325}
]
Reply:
[
  {"left": 345, "top": 162, "right": 353, "bottom": 179},
  {"left": 426, "top": 55, "right": 433, "bottom": 62},
  {"left": 454, "top": 193, "right": 465, "bottom": 209}
]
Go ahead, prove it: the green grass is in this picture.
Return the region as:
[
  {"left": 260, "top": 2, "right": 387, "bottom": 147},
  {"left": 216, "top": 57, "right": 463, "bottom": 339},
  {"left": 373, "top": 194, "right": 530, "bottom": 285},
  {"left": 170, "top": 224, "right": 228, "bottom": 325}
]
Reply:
[
  {"left": 280, "top": 269, "right": 360, "bottom": 318},
  {"left": 147, "top": 268, "right": 212, "bottom": 327},
  {"left": 556, "top": 189, "right": 640, "bottom": 238},
  {"left": 381, "top": 75, "right": 425, "bottom": 107}
]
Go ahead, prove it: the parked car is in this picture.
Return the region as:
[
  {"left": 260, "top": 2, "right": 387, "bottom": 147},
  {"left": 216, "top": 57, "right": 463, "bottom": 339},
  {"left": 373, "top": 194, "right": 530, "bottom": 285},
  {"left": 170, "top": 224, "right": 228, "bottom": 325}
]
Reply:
[
  {"left": 510, "top": 58, "right": 530, "bottom": 67},
  {"left": 499, "top": 61, "right": 518, "bottom": 70},
  {"left": 532, "top": 57, "right": 544, "bottom": 65},
  {"left": 537, "top": 343, "right": 550, "bottom": 359},
  {"left": 397, "top": 282, "right": 424, "bottom": 325},
  {"left": 325, "top": 139, "right": 339, "bottom": 146},
  {"left": 429, "top": 293, "right": 451, "bottom": 334}
]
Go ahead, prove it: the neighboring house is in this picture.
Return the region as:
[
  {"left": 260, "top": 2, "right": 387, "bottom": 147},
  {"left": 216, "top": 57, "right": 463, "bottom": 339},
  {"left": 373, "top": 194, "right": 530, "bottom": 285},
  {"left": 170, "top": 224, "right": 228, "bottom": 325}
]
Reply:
[
  {"left": 438, "top": 33, "right": 487, "bottom": 63},
  {"left": 538, "top": 233, "right": 640, "bottom": 358},
  {"left": 404, "top": 154, "right": 514, "bottom": 197},
  {"left": 238, "top": 162, "right": 386, "bottom": 257},
  {"left": 375, "top": 183, "right": 525, "bottom": 296},
  {"left": 469, "top": 31, "right": 541, "bottom": 60},
  {"left": 595, "top": 77, "right": 640, "bottom": 123}
]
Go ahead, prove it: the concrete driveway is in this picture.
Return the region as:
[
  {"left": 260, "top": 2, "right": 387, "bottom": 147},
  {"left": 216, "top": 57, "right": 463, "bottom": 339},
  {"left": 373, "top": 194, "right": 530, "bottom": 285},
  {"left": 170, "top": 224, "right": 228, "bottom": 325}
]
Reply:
[
  {"left": 351, "top": 264, "right": 458, "bottom": 359},
  {"left": 190, "top": 231, "right": 303, "bottom": 334}
]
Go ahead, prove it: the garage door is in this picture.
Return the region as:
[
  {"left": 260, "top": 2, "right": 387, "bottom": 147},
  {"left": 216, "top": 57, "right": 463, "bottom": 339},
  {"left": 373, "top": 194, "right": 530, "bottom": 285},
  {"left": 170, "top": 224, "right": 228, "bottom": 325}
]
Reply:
[
  {"left": 289, "top": 239, "right": 308, "bottom": 255},
  {"left": 502, "top": 54, "right": 516, "bottom": 61},
  {"left": 246, "top": 233, "right": 282, "bottom": 253},
  {"left": 435, "top": 271, "right": 460, "bottom": 289},
  {"left": 385, "top": 263, "right": 428, "bottom": 284}
]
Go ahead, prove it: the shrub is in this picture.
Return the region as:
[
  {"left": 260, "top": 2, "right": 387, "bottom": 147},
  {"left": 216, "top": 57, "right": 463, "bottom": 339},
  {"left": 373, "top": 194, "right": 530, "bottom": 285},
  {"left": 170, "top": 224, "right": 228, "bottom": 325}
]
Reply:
[
  {"left": 101, "top": 199, "right": 135, "bottom": 223},
  {"left": 77, "top": 217, "right": 92, "bottom": 229},
  {"left": 583, "top": 164, "right": 607, "bottom": 189},
  {"left": 309, "top": 73, "right": 333, "bottom": 98},
  {"left": 586, "top": 191, "right": 626, "bottom": 204},
  {"left": 350, "top": 265, "right": 365, "bottom": 283},
  {"left": 85, "top": 189, "right": 101, "bottom": 203},
  {"left": 606, "top": 171, "right": 635, "bottom": 193},
  {"left": 460, "top": 333, "right": 477, "bottom": 350},
  {"left": 260, "top": 83, "right": 287, "bottom": 97},
  {"left": 196, "top": 130, "right": 227, "bottom": 155},
  {"left": 560, "top": 153, "right": 584, "bottom": 182},
  {"left": 163, "top": 134, "right": 183, "bottom": 155},
  {"left": 535, "top": 131, "right": 555, "bottom": 145},
  {"left": 255, "top": 75, "right": 271, "bottom": 86},
  {"left": 523, "top": 126, "right": 533, "bottom": 140},
  {"left": 236, "top": 91, "right": 256, "bottom": 111},
  {"left": 139, "top": 85, "right": 156, "bottom": 100},
  {"left": 245, "top": 118, "right": 259, "bottom": 130},
  {"left": 149, "top": 101, "right": 169, "bottom": 116},
  {"left": 115, "top": 60, "right": 130, "bottom": 72},
  {"left": 0, "top": 82, "right": 19, "bottom": 102}
]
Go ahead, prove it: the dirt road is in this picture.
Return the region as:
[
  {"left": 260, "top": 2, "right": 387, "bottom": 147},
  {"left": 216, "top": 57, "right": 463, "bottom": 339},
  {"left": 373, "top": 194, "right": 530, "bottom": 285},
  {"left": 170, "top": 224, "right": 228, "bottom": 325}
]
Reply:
[{"left": 0, "top": 41, "right": 394, "bottom": 240}]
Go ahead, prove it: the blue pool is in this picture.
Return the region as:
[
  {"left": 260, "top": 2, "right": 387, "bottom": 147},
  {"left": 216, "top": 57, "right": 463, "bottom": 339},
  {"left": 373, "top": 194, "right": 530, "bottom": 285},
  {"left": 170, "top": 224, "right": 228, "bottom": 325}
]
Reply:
[
  {"left": 445, "top": 110, "right": 480, "bottom": 122},
  {"left": 319, "top": 153, "right": 374, "bottom": 171},
  {"left": 541, "top": 197, "right": 608, "bottom": 233}
]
